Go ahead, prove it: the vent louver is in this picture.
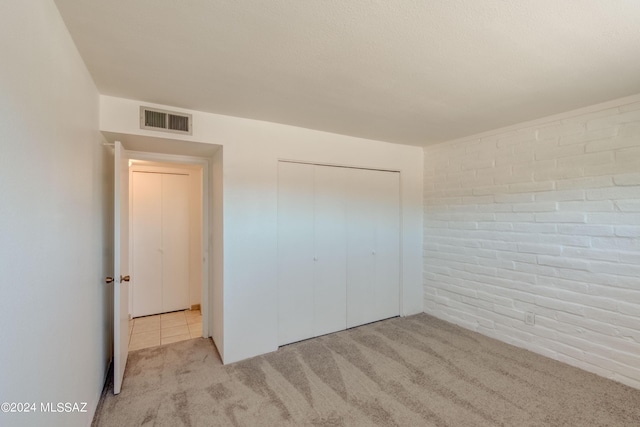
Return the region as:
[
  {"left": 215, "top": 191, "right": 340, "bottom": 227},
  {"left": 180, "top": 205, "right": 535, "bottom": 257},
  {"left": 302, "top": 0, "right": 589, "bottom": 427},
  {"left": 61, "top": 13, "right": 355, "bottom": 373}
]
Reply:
[
  {"left": 168, "top": 113, "right": 189, "bottom": 132},
  {"left": 140, "top": 107, "right": 192, "bottom": 135}
]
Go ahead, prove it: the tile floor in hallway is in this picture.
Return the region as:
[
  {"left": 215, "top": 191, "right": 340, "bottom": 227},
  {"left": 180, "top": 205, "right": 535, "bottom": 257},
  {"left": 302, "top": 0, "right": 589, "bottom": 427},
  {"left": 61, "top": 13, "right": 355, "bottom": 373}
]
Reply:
[{"left": 128, "top": 309, "right": 202, "bottom": 351}]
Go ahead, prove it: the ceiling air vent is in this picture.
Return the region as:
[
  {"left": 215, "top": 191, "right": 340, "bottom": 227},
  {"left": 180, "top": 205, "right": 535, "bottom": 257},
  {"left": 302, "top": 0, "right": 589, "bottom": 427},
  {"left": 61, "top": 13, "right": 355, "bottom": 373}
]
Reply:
[{"left": 140, "top": 106, "right": 192, "bottom": 135}]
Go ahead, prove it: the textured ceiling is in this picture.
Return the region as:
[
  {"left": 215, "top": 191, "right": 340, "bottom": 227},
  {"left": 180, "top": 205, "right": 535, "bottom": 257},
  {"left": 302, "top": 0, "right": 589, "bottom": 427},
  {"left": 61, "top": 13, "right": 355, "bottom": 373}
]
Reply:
[{"left": 54, "top": 0, "right": 640, "bottom": 146}]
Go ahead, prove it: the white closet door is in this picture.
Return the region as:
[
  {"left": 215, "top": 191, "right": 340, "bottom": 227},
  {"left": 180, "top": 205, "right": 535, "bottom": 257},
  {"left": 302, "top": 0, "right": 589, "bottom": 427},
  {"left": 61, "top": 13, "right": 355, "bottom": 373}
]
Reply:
[
  {"left": 162, "top": 174, "right": 190, "bottom": 313},
  {"left": 132, "top": 172, "right": 163, "bottom": 317},
  {"left": 346, "top": 168, "right": 377, "bottom": 328},
  {"left": 278, "top": 162, "right": 315, "bottom": 345},
  {"left": 347, "top": 168, "right": 400, "bottom": 328},
  {"left": 278, "top": 162, "right": 400, "bottom": 342},
  {"left": 313, "top": 165, "right": 347, "bottom": 337},
  {"left": 372, "top": 171, "right": 401, "bottom": 321}
]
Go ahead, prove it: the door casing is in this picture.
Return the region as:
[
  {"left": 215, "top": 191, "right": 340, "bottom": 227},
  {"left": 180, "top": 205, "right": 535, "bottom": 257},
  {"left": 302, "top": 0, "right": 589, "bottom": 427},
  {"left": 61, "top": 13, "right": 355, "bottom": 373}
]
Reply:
[{"left": 123, "top": 149, "right": 212, "bottom": 340}]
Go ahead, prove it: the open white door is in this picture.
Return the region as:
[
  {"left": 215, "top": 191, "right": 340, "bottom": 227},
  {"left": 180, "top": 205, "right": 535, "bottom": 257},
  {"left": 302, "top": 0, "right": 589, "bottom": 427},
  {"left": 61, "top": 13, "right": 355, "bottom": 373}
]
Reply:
[{"left": 113, "top": 141, "right": 130, "bottom": 394}]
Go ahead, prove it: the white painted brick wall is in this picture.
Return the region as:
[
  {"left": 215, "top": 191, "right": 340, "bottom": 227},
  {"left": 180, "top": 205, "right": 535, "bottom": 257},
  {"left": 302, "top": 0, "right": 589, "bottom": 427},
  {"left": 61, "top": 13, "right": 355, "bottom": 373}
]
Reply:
[{"left": 423, "top": 95, "right": 640, "bottom": 389}]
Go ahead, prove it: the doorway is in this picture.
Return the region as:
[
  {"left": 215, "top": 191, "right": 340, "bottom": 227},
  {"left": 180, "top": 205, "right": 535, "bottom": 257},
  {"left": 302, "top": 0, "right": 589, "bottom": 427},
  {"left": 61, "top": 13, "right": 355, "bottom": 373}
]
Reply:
[
  {"left": 128, "top": 160, "right": 204, "bottom": 350},
  {"left": 129, "top": 162, "right": 202, "bottom": 316},
  {"left": 122, "top": 150, "right": 211, "bottom": 335},
  {"left": 106, "top": 132, "right": 222, "bottom": 394}
]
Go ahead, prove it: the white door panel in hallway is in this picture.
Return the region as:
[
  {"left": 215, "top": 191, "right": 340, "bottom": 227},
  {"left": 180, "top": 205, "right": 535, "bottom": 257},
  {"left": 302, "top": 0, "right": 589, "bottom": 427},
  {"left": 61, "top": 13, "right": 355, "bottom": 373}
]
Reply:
[
  {"left": 132, "top": 172, "right": 190, "bottom": 317},
  {"left": 161, "top": 174, "right": 190, "bottom": 313},
  {"left": 131, "top": 173, "right": 163, "bottom": 316}
]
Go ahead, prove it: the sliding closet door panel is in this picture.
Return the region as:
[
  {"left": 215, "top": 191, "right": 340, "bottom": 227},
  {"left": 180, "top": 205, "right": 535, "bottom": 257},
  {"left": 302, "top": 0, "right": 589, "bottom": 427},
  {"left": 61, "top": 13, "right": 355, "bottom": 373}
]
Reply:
[
  {"left": 373, "top": 171, "right": 401, "bottom": 320},
  {"left": 313, "top": 165, "right": 348, "bottom": 337},
  {"left": 279, "top": 162, "right": 400, "bottom": 340},
  {"left": 278, "top": 162, "right": 315, "bottom": 345},
  {"left": 346, "top": 168, "right": 377, "bottom": 328},
  {"left": 132, "top": 172, "right": 163, "bottom": 317},
  {"left": 162, "top": 174, "right": 190, "bottom": 313}
]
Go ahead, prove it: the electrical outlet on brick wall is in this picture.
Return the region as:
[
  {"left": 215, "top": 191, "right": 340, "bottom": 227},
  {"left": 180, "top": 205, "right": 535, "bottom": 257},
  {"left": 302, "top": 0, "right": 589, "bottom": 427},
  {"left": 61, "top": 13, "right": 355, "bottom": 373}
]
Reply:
[{"left": 525, "top": 312, "right": 535, "bottom": 326}]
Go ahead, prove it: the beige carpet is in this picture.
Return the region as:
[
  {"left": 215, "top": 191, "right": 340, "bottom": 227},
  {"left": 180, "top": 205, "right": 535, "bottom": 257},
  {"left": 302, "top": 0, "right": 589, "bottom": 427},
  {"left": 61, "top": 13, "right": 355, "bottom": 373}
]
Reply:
[{"left": 92, "top": 314, "right": 640, "bottom": 426}]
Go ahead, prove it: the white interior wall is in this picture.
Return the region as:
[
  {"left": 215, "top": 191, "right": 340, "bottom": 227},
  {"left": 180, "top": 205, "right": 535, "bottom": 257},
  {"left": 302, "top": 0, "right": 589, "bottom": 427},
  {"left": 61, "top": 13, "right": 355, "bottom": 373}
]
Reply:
[
  {"left": 0, "top": 1, "right": 109, "bottom": 426},
  {"left": 211, "top": 147, "right": 224, "bottom": 358},
  {"left": 100, "top": 95, "right": 424, "bottom": 363},
  {"left": 424, "top": 94, "right": 640, "bottom": 389}
]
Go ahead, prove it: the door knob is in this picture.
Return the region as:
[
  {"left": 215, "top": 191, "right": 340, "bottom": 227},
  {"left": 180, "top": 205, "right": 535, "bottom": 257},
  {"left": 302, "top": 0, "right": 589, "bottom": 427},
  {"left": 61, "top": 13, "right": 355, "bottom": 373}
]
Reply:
[
  {"left": 120, "top": 275, "right": 130, "bottom": 282},
  {"left": 105, "top": 277, "right": 114, "bottom": 284}
]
